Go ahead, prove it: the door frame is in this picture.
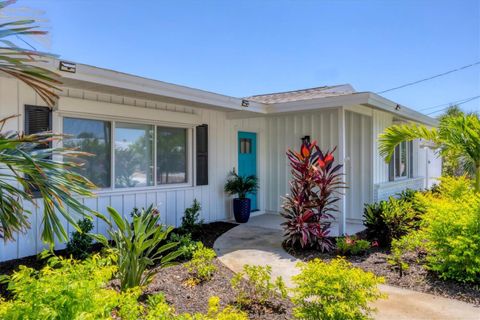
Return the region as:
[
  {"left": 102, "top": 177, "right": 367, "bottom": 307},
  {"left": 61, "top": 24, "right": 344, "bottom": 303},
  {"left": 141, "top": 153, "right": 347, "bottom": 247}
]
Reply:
[{"left": 234, "top": 128, "right": 263, "bottom": 213}]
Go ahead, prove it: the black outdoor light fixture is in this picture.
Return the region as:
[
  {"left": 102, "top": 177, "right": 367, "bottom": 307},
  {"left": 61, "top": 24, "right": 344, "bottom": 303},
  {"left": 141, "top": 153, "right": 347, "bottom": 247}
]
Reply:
[
  {"left": 395, "top": 104, "right": 401, "bottom": 111},
  {"left": 241, "top": 99, "right": 250, "bottom": 108},
  {"left": 59, "top": 61, "right": 76, "bottom": 73}
]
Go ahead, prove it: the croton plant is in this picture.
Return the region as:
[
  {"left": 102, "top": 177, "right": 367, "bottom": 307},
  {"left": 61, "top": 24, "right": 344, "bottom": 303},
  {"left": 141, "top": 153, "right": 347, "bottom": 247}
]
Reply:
[{"left": 281, "top": 140, "right": 344, "bottom": 252}]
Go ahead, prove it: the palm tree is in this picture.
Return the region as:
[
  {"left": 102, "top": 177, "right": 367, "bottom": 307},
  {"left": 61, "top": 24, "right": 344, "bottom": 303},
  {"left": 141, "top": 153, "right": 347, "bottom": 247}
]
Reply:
[
  {"left": 379, "top": 113, "right": 480, "bottom": 191},
  {"left": 0, "top": 1, "right": 98, "bottom": 246},
  {"left": 1, "top": 0, "right": 60, "bottom": 107}
]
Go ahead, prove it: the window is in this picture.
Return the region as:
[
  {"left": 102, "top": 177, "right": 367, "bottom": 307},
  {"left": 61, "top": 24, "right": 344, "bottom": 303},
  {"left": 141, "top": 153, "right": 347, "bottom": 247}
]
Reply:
[
  {"left": 389, "top": 141, "right": 412, "bottom": 181},
  {"left": 63, "top": 118, "right": 112, "bottom": 188},
  {"left": 157, "top": 127, "right": 187, "bottom": 184},
  {"left": 115, "top": 122, "right": 154, "bottom": 188},
  {"left": 240, "top": 138, "right": 252, "bottom": 154}
]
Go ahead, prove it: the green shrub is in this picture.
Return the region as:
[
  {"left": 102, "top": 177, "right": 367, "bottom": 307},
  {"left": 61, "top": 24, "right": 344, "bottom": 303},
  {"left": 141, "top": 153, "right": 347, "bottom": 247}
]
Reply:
[
  {"left": 180, "top": 199, "right": 203, "bottom": 234},
  {"left": 185, "top": 242, "right": 217, "bottom": 284},
  {"left": 0, "top": 254, "right": 118, "bottom": 319},
  {"left": 94, "top": 206, "right": 182, "bottom": 290},
  {"left": 363, "top": 197, "right": 419, "bottom": 247},
  {"left": 291, "top": 258, "right": 385, "bottom": 320},
  {"left": 388, "top": 231, "right": 425, "bottom": 277},
  {"left": 336, "top": 236, "right": 371, "bottom": 255},
  {"left": 66, "top": 217, "right": 94, "bottom": 259},
  {"left": 169, "top": 232, "right": 199, "bottom": 260},
  {"left": 230, "top": 264, "right": 287, "bottom": 307},
  {"left": 416, "top": 180, "right": 480, "bottom": 283}
]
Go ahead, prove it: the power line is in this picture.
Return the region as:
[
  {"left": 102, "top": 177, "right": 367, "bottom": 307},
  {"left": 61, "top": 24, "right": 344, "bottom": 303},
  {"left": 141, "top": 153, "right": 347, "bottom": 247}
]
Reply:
[
  {"left": 425, "top": 95, "right": 480, "bottom": 115},
  {"left": 419, "top": 95, "right": 480, "bottom": 112},
  {"left": 377, "top": 61, "right": 480, "bottom": 94}
]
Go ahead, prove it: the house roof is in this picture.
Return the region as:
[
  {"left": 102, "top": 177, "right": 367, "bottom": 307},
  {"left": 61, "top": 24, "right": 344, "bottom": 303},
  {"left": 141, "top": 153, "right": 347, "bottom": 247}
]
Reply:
[{"left": 245, "top": 84, "right": 355, "bottom": 104}]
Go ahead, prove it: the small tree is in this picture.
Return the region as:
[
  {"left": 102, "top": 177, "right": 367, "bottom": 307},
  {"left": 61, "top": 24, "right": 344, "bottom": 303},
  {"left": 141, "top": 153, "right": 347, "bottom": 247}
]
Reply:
[{"left": 281, "top": 140, "right": 343, "bottom": 251}]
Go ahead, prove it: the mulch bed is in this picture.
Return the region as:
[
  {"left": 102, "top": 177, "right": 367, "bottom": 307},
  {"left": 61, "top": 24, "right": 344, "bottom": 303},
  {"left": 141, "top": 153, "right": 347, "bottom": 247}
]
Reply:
[
  {"left": 190, "top": 221, "right": 239, "bottom": 248},
  {"left": 144, "top": 259, "right": 293, "bottom": 319},
  {"left": 288, "top": 246, "right": 480, "bottom": 306}
]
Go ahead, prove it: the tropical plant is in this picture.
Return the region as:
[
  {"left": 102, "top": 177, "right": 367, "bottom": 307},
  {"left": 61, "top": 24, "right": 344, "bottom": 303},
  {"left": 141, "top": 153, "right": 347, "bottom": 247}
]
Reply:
[
  {"left": 0, "top": 0, "right": 61, "bottom": 107},
  {"left": 185, "top": 242, "right": 217, "bottom": 285},
  {"left": 0, "top": 116, "right": 97, "bottom": 245},
  {"left": 168, "top": 232, "right": 199, "bottom": 260},
  {"left": 230, "top": 264, "right": 287, "bottom": 307},
  {"left": 93, "top": 206, "right": 181, "bottom": 290},
  {"left": 281, "top": 140, "right": 343, "bottom": 251},
  {"left": 180, "top": 198, "right": 203, "bottom": 234},
  {"left": 379, "top": 113, "right": 480, "bottom": 191},
  {"left": 336, "top": 235, "right": 371, "bottom": 256},
  {"left": 363, "top": 197, "right": 420, "bottom": 247},
  {"left": 291, "top": 258, "right": 385, "bottom": 320},
  {"left": 66, "top": 217, "right": 94, "bottom": 259},
  {"left": 224, "top": 170, "right": 258, "bottom": 199}
]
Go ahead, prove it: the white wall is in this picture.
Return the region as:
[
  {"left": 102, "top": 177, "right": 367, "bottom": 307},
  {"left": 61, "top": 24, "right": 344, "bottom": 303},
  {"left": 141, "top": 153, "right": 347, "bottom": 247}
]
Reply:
[{"left": 0, "top": 76, "right": 236, "bottom": 261}]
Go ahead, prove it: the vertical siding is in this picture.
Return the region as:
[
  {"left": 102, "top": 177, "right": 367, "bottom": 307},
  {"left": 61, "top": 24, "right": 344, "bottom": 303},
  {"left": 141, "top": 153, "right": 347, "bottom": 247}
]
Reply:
[
  {"left": 372, "top": 110, "right": 393, "bottom": 184},
  {"left": 264, "top": 109, "right": 340, "bottom": 213},
  {"left": 345, "top": 111, "right": 373, "bottom": 220},
  {"left": 0, "top": 78, "right": 234, "bottom": 262}
]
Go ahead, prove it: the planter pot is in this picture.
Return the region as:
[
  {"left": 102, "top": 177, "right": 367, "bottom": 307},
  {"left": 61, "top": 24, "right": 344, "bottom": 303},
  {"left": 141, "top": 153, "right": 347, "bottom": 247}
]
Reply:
[{"left": 233, "top": 198, "right": 251, "bottom": 223}]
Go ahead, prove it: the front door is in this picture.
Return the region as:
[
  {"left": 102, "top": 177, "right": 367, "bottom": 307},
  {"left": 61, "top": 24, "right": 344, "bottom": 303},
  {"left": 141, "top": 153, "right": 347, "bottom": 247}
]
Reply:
[{"left": 238, "top": 131, "right": 257, "bottom": 211}]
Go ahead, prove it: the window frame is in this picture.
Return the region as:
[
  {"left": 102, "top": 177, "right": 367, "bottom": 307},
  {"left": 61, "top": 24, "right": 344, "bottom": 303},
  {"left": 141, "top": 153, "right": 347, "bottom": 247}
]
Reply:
[
  {"left": 59, "top": 112, "right": 194, "bottom": 193},
  {"left": 391, "top": 141, "right": 412, "bottom": 181}
]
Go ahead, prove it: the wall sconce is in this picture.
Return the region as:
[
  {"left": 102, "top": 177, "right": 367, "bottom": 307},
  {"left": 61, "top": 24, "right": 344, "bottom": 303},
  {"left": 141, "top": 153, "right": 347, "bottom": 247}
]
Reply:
[
  {"left": 395, "top": 104, "right": 401, "bottom": 111},
  {"left": 301, "top": 135, "right": 310, "bottom": 144}
]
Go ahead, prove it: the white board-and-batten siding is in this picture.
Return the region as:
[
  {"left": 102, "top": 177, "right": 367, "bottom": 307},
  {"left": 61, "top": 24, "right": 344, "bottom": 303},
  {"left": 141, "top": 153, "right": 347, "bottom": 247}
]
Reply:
[{"left": 0, "top": 76, "right": 236, "bottom": 261}]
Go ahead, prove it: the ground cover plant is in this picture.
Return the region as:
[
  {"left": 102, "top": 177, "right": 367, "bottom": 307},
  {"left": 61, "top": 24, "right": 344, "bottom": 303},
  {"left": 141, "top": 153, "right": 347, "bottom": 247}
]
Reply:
[{"left": 281, "top": 140, "right": 343, "bottom": 251}]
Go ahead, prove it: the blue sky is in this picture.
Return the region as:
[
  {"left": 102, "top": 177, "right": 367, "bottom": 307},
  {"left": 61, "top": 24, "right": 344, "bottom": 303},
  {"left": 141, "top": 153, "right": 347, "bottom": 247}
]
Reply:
[{"left": 16, "top": 0, "right": 480, "bottom": 115}]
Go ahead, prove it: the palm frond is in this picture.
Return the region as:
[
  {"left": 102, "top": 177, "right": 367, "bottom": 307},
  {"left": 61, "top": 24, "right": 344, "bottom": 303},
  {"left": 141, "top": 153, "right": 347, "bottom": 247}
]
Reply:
[{"left": 378, "top": 123, "right": 439, "bottom": 162}]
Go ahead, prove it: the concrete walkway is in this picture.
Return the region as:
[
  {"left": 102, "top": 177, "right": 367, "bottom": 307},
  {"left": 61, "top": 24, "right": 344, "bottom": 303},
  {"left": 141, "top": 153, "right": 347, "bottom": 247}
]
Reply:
[{"left": 214, "top": 214, "right": 479, "bottom": 320}]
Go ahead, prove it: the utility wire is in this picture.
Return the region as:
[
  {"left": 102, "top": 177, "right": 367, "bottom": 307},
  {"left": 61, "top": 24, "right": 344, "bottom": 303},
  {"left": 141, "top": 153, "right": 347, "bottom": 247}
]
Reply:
[
  {"left": 419, "top": 95, "right": 480, "bottom": 112},
  {"left": 426, "top": 95, "right": 480, "bottom": 115},
  {"left": 377, "top": 61, "right": 480, "bottom": 94}
]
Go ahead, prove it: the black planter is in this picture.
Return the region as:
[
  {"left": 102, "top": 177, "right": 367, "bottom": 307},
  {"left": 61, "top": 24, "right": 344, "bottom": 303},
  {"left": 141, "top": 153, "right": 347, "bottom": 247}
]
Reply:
[{"left": 233, "top": 198, "right": 251, "bottom": 223}]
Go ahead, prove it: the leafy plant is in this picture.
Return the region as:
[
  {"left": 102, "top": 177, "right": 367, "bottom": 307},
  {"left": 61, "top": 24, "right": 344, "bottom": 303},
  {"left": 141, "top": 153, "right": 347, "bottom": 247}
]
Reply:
[
  {"left": 224, "top": 170, "right": 258, "bottom": 199},
  {"left": 180, "top": 199, "right": 203, "bottom": 234},
  {"left": 415, "top": 178, "right": 480, "bottom": 282},
  {"left": 0, "top": 0, "right": 61, "bottom": 107},
  {"left": 231, "top": 264, "right": 287, "bottom": 307},
  {"left": 379, "top": 113, "right": 480, "bottom": 191},
  {"left": 0, "top": 254, "right": 119, "bottom": 319},
  {"left": 0, "top": 116, "right": 97, "bottom": 245},
  {"left": 281, "top": 140, "right": 343, "bottom": 251},
  {"left": 185, "top": 242, "right": 217, "bottom": 285},
  {"left": 291, "top": 258, "right": 385, "bottom": 320},
  {"left": 66, "top": 217, "right": 94, "bottom": 259},
  {"left": 336, "top": 236, "right": 371, "bottom": 256},
  {"left": 387, "top": 233, "right": 424, "bottom": 278},
  {"left": 169, "top": 232, "right": 199, "bottom": 260},
  {"left": 94, "top": 206, "right": 181, "bottom": 290},
  {"left": 363, "top": 197, "right": 419, "bottom": 247}
]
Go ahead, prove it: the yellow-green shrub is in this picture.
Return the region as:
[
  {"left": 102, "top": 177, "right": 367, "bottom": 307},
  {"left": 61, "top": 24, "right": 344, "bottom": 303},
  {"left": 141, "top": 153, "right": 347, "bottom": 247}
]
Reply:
[
  {"left": 291, "top": 258, "right": 385, "bottom": 320},
  {"left": 416, "top": 177, "right": 480, "bottom": 282},
  {"left": 230, "top": 264, "right": 287, "bottom": 306},
  {"left": 0, "top": 254, "right": 119, "bottom": 319},
  {"left": 185, "top": 243, "right": 217, "bottom": 284}
]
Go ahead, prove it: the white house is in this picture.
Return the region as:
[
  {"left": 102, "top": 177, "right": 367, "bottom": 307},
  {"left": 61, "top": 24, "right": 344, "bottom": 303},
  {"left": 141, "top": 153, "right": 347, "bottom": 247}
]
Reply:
[{"left": 0, "top": 60, "right": 441, "bottom": 262}]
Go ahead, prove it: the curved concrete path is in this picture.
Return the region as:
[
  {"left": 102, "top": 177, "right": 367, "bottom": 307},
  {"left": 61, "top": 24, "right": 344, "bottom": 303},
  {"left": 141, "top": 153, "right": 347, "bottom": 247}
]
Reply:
[{"left": 214, "top": 215, "right": 479, "bottom": 320}]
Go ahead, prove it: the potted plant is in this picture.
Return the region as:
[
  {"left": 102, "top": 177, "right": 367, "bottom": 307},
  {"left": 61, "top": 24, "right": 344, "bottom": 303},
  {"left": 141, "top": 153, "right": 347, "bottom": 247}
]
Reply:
[{"left": 224, "top": 170, "right": 259, "bottom": 223}]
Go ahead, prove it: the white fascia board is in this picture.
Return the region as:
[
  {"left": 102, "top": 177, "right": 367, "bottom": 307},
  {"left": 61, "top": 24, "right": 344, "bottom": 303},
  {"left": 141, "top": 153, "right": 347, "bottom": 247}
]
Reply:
[
  {"left": 366, "top": 93, "right": 438, "bottom": 127},
  {"left": 48, "top": 59, "right": 268, "bottom": 113}
]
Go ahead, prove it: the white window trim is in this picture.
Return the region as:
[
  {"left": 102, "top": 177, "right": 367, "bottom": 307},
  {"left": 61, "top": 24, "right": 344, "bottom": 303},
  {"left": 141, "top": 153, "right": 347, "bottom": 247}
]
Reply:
[
  {"left": 393, "top": 141, "right": 410, "bottom": 181},
  {"left": 57, "top": 111, "right": 194, "bottom": 192}
]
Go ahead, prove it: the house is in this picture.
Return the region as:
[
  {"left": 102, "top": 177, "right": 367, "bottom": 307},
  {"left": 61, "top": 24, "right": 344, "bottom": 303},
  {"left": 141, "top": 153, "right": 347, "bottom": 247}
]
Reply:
[{"left": 0, "top": 60, "right": 441, "bottom": 262}]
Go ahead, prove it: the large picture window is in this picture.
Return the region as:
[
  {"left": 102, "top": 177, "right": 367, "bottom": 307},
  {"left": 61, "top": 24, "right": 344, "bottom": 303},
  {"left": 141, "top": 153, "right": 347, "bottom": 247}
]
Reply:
[
  {"left": 115, "top": 122, "right": 154, "bottom": 188},
  {"left": 63, "top": 118, "right": 111, "bottom": 188},
  {"left": 157, "top": 127, "right": 187, "bottom": 184}
]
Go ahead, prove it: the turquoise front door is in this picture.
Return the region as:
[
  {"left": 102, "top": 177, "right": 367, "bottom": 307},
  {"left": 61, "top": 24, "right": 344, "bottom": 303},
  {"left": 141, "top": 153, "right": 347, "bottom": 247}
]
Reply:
[{"left": 238, "top": 131, "right": 258, "bottom": 211}]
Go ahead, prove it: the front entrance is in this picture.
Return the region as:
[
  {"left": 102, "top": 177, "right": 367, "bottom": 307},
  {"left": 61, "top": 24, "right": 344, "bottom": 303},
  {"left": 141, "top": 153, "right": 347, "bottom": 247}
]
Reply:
[{"left": 238, "top": 131, "right": 258, "bottom": 211}]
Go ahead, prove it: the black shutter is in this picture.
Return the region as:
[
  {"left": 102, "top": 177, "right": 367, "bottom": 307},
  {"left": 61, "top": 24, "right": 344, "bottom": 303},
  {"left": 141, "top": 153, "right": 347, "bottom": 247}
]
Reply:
[
  {"left": 25, "top": 105, "right": 52, "bottom": 135},
  {"left": 24, "top": 105, "right": 52, "bottom": 196},
  {"left": 196, "top": 124, "right": 208, "bottom": 186}
]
